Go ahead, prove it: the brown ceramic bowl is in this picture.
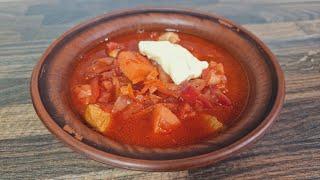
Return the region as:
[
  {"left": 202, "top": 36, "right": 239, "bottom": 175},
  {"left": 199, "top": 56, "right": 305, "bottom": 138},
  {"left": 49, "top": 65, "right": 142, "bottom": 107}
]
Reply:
[{"left": 31, "top": 8, "right": 285, "bottom": 171}]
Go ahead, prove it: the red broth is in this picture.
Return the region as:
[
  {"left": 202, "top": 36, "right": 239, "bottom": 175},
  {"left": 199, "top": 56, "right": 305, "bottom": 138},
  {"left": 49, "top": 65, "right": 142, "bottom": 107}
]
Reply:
[{"left": 69, "top": 31, "right": 249, "bottom": 148}]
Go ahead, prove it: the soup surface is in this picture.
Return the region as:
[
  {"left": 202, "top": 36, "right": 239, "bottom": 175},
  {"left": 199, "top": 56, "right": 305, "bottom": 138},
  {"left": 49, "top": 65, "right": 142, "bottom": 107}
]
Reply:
[{"left": 69, "top": 31, "right": 249, "bottom": 148}]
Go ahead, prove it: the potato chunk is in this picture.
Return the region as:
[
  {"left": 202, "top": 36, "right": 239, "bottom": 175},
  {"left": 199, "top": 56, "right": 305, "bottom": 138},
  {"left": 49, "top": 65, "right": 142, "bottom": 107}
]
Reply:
[
  {"left": 153, "top": 104, "right": 181, "bottom": 134},
  {"left": 201, "top": 114, "right": 224, "bottom": 132},
  {"left": 84, "top": 104, "right": 111, "bottom": 132}
]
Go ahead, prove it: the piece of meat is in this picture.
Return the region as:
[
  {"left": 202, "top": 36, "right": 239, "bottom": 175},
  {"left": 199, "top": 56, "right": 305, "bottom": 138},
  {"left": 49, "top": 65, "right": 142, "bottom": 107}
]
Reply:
[
  {"left": 177, "top": 103, "right": 196, "bottom": 120},
  {"left": 210, "top": 85, "right": 232, "bottom": 106},
  {"left": 73, "top": 84, "right": 92, "bottom": 105},
  {"left": 112, "top": 95, "right": 132, "bottom": 113},
  {"left": 87, "top": 57, "right": 114, "bottom": 74},
  {"left": 96, "top": 57, "right": 114, "bottom": 65},
  {"left": 121, "top": 102, "right": 145, "bottom": 120},
  {"left": 74, "top": 85, "right": 91, "bottom": 98},
  {"left": 100, "top": 69, "right": 116, "bottom": 80},
  {"left": 142, "top": 79, "right": 178, "bottom": 97},
  {"left": 106, "top": 42, "right": 124, "bottom": 58},
  {"left": 73, "top": 77, "right": 101, "bottom": 105},
  {"left": 152, "top": 104, "right": 181, "bottom": 134},
  {"left": 106, "top": 42, "right": 122, "bottom": 51},
  {"left": 98, "top": 92, "right": 111, "bottom": 103},
  {"left": 101, "top": 80, "right": 113, "bottom": 92},
  {"left": 181, "top": 85, "right": 213, "bottom": 109},
  {"left": 217, "top": 92, "right": 232, "bottom": 106},
  {"left": 162, "top": 102, "right": 178, "bottom": 113},
  {"left": 117, "top": 51, "right": 158, "bottom": 84},
  {"left": 180, "top": 85, "right": 198, "bottom": 105},
  {"left": 187, "top": 79, "right": 206, "bottom": 92},
  {"left": 89, "top": 77, "right": 100, "bottom": 103},
  {"left": 158, "top": 32, "right": 180, "bottom": 43},
  {"left": 202, "top": 61, "right": 227, "bottom": 86},
  {"left": 131, "top": 105, "right": 154, "bottom": 120},
  {"left": 112, "top": 77, "right": 120, "bottom": 98}
]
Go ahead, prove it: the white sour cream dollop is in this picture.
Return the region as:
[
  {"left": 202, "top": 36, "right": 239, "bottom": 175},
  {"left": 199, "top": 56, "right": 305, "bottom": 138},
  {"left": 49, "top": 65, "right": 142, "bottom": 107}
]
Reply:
[{"left": 138, "top": 41, "right": 208, "bottom": 85}]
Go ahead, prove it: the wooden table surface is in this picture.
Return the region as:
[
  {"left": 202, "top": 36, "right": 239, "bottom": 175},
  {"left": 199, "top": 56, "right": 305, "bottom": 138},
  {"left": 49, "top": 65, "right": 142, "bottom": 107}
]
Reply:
[{"left": 1, "top": 0, "right": 319, "bottom": 179}]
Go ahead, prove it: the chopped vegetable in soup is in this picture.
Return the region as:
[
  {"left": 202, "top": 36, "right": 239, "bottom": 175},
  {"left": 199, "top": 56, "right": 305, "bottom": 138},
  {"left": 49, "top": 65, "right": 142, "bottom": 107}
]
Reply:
[{"left": 69, "top": 31, "right": 249, "bottom": 148}]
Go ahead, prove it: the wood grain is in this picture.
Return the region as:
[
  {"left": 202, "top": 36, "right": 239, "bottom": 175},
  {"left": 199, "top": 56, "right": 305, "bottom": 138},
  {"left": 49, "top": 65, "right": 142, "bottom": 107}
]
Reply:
[{"left": 0, "top": 0, "right": 319, "bottom": 179}]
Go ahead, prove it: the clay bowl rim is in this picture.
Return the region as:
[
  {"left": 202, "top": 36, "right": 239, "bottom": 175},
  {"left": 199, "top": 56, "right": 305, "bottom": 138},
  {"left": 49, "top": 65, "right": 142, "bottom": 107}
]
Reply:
[{"left": 30, "top": 7, "right": 285, "bottom": 171}]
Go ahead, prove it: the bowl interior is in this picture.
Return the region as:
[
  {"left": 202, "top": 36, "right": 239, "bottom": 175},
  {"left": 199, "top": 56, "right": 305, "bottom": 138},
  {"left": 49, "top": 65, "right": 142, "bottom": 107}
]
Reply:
[{"left": 36, "top": 9, "right": 279, "bottom": 160}]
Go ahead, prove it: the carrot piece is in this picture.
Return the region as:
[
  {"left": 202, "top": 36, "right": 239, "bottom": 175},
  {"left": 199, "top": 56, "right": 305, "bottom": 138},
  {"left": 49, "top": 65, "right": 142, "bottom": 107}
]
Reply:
[
  {"left": 120, "top": 83, "right": 135, "bottom": 99},
  {"left": 146, "top": 68, "right": 159, "bottom": 80},
  {"left": 127, "top": 84, "right": 135, "bottom": 99},
  {"left": 117, "top": 51, "right": 157, "bottom": 84},
  {"left": 140, "top": 83, "right": 151, "bottom": 94}
]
